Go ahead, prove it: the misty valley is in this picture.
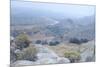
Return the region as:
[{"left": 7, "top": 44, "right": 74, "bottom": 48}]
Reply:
[{"left": 10, "top": 1, "right": 95, "bottom": 67}]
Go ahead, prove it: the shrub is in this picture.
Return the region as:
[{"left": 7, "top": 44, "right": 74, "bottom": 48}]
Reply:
[
  {"left": 41, "top": 40, "right": 48, "bottom": 45},
  {"left": 35, "top": 40, "right": 41, "bottom": 44},
  {"left": 69, "top": 38, "right": 88, "bottom": 45},
  {"left": 49, "top": 41, "right": 60, "bottom": 46},
  {"left": 69, "top": 38, "right": 81, "bottom": 44},
  {"left": 64, "top": 51, "right": 80, "bottom": 63},
  {"left": 80, "top": 39, "right": 88, "bottom": 43},
  {"left": 16, "top": 45, "right": 38, "bottom": 61},
  {"left": 15, "top": 33, "right": 31, "bottom": 50}
]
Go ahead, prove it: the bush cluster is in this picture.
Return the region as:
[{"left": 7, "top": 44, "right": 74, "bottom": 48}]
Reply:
[
  {"left": 49, "top": 41, "right": 60, "bottom": 46},
  {"left": 35, "top": 40, "right": 60, "bottom": 46},
  {"left": 69, "top": 38, "right": 88, "bottom": 44}
]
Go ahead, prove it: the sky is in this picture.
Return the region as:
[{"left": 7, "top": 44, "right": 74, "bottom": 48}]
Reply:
[{"left": 11, "top": 0, "right": 95, "bottom": 19}]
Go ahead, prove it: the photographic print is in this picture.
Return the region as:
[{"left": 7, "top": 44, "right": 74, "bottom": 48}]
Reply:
[{"left": 10, "top": 0, "right": 95, "bottom": 67}]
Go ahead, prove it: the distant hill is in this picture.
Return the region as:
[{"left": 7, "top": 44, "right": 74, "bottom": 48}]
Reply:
[
  {"left": 46, "top": 16, "right": 95, "bottom": 40},
  {"left": 10, "top": 1, "right": 95, "bottom": 41}
]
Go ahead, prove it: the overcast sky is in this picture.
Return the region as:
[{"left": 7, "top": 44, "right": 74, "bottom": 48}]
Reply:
[{"left": 11, "top": 0, "right": 95, "bottom": 19}]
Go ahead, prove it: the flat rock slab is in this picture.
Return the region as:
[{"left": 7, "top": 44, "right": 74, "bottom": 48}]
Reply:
[{"left": 10, "top": 60, "right": 35, "bottom": 67}]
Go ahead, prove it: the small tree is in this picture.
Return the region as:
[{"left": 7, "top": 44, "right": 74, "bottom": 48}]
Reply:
[{"left": 15, "top": 33, "right": 31, "bottom": 50}]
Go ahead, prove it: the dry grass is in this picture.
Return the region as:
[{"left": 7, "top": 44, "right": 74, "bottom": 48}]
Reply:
[
  {"left": 45, "top": 43, "right": 80, "bottom": 57},
  {"left": 45, "top": 40, "right": 95, "bottom": 57}
]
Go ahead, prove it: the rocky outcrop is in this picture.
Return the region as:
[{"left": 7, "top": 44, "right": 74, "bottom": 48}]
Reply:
[
  {"left": 80, "top": 41, "right": 95, "bottom": 62},
  {"left": 11, "top": 44, "right": 70, "bottom": 66}
]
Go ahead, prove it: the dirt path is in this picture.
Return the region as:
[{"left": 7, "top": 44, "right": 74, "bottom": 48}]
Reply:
[{"left": 34, "top": 44, "right": 70, "bottom": 64}]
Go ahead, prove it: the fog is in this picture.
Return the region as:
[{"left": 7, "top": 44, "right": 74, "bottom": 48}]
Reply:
[{"left": 11, "top": 1, "right": 95, "bottom": 19}]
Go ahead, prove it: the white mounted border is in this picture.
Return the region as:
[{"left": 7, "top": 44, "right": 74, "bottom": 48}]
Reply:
[
  {"left": 23, "top": 0, "right": 96, "bottom": 5},
  {"left": 0, "top": 0, "right": 99, "bottom": 67}
]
